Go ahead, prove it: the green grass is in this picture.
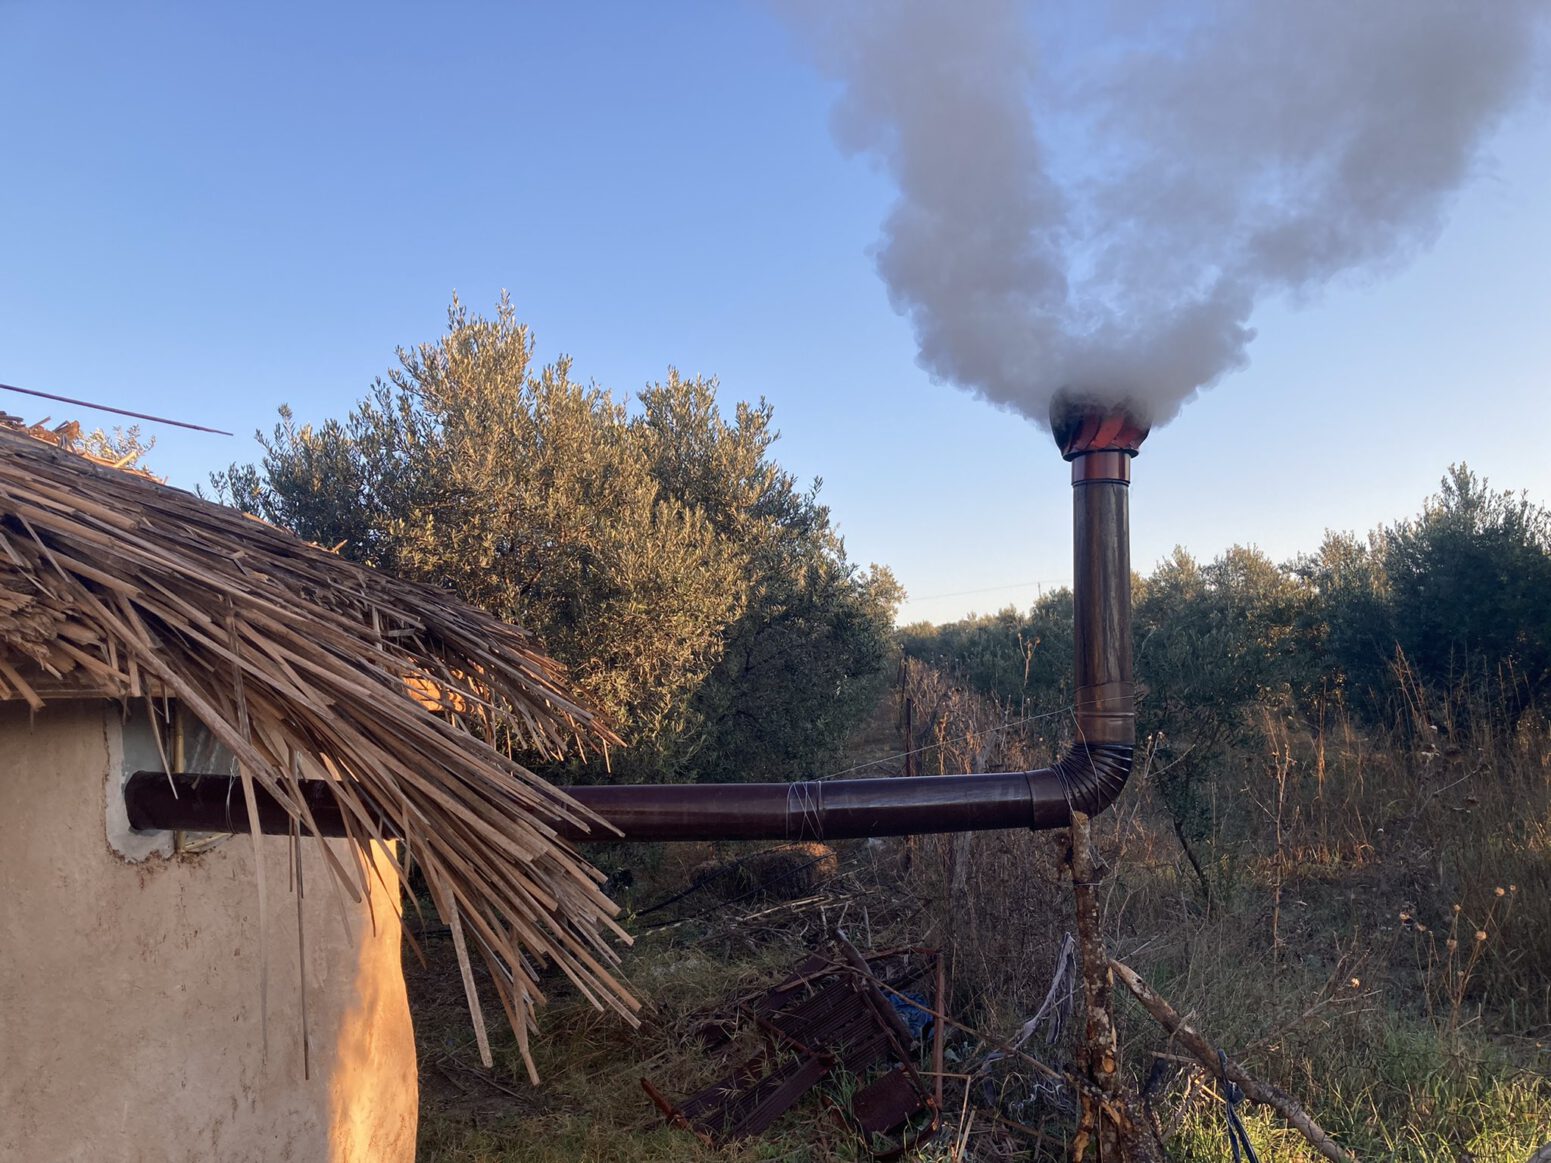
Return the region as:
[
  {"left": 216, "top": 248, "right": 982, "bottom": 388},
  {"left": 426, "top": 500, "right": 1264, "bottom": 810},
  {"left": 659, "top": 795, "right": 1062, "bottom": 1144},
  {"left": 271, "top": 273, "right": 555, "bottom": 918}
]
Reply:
[{"left": 1163, "top": 1012, "right": 1550, "bottom": 1161}]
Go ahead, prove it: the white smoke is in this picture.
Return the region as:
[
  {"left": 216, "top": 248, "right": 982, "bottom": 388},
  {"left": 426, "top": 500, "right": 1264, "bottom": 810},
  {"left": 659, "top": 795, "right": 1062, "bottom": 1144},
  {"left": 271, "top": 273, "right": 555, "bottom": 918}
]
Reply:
[{"left": 782, "top": 0, "right": 1548, "bottom": 428}]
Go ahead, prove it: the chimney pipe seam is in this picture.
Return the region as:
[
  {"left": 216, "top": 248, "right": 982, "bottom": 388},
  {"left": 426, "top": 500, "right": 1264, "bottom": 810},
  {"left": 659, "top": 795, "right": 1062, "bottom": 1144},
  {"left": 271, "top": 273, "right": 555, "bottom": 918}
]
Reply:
[{"left": 1071, "top": 450, "right": 1132, "bottom": 484}]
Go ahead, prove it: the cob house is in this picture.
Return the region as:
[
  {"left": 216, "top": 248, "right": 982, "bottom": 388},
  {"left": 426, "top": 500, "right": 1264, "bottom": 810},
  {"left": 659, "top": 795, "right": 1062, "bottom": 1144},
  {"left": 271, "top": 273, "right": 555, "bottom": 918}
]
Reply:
[{"left": 0, "top": 417, "right": 636, "bottom": 1162}]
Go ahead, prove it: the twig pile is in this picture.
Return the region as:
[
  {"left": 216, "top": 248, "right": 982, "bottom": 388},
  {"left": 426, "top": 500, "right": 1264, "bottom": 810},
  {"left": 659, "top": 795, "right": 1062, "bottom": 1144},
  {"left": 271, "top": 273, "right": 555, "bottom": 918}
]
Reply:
[{"left": 0, "top": 419, "right": 637, "bottom": 1080}]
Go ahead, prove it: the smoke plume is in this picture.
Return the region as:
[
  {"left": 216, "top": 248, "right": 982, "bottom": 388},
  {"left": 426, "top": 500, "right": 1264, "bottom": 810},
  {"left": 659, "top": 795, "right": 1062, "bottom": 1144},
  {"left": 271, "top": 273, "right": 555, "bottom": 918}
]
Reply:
[{"left": 782, "top": 1, "right": 1548, "bottom": 428}]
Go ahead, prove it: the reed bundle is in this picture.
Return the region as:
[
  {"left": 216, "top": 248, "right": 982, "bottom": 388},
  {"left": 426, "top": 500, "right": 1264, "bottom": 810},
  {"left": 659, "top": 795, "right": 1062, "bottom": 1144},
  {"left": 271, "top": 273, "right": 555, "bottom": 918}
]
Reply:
[{"left": 0, "top": 418, "right": 636, "bottom": 1080}]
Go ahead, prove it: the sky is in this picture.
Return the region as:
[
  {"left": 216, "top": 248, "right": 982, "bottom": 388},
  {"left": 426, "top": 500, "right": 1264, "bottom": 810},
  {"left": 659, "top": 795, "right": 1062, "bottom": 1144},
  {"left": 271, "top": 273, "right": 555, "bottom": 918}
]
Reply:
[{"left": 3, "top": 2, "right": 1549, "bottom": 627}]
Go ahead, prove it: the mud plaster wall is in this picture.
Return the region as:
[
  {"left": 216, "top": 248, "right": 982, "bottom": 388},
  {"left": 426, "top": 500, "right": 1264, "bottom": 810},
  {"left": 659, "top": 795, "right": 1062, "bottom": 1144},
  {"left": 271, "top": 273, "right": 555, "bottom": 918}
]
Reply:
[{"left": 0, "top": 701, "right": 418, "bottom": 1163}]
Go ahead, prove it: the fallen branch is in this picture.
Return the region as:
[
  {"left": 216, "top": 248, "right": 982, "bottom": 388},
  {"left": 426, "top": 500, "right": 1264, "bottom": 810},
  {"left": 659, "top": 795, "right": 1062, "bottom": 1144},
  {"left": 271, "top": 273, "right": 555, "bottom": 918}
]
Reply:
[{"left": 1109, "top": 959, "right": 1353, "bottom": 1163}]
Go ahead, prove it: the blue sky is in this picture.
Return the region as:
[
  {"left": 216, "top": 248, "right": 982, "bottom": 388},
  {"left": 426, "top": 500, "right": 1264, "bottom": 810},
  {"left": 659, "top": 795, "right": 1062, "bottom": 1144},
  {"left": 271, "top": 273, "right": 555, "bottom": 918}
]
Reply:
[{"left": 4, "top": 2, "right": 1548, "bottom": 626}]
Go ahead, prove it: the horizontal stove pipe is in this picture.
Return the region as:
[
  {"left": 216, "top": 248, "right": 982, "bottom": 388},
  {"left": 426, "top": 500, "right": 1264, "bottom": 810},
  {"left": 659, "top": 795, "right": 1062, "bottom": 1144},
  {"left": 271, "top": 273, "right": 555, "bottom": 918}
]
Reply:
[
  {"left": 123, "top": 745, "right": 1135, "bottom": 843},
  {"left": 124, "top": 408, "right": 1144, "bottom": 844}
]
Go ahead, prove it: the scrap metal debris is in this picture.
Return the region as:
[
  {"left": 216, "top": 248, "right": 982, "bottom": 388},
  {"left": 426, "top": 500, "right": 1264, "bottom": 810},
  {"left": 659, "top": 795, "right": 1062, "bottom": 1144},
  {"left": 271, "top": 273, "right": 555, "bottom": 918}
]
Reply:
[{"left": 641, "top": 933, "right": 943, "bottom": 1157}]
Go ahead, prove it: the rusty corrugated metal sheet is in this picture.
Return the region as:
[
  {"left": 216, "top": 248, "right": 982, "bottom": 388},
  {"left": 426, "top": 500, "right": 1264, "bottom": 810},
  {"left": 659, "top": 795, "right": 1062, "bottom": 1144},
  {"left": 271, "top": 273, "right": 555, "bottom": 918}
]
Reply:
[
  {"left": 853, "top": 1067, "right": 929, "bottom": 1135},
  {"left": 641, "top": 940, "right": 943, "bottom": 1155}
]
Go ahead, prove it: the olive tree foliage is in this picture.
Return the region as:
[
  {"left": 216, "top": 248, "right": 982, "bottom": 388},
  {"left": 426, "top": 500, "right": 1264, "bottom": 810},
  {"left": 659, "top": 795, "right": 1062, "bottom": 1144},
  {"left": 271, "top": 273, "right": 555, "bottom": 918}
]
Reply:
[
  {"left": 1130, "top": 545, "right": 1317, "bottom": 896},
  {"left": 634, "top": 375, "right": 903, "bottom": 781},
  {"left": 1136, "top": 547, "right": 1317, "bottom": 750},
  {"left": 81, "top": 424, "right": 155, "bottom": 468},
  {"left": 1293, "top": 466, "right": 1551, "bottom": 732},
  {"left": 898, "top": 588, "right": 1075, "bottom": 724},
  {"left": 1380, "top": 465, "right": 1551, "bottom": 727},
  {"left": 1290, "top": 529, "right": 1394, "bottom": 713},
  {"left": 213, "top": 297, "right": 900, "bottom": 781}
]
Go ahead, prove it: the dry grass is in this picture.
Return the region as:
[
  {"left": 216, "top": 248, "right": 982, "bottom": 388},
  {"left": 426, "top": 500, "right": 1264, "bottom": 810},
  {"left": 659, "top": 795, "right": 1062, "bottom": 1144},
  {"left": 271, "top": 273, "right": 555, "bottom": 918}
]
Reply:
[
  {"left": 411, "top": 666, "right": 1551, "bottom": 1160},
  {"left": 897, "top": 663, "right": 1551, "bottom": 1161}
]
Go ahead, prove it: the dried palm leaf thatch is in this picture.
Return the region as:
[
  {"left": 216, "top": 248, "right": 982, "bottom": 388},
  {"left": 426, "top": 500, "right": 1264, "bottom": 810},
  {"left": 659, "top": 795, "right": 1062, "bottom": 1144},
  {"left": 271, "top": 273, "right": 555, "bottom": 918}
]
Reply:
[{"left": 0, "top": 418, "right": 637, "bottom": 1081}]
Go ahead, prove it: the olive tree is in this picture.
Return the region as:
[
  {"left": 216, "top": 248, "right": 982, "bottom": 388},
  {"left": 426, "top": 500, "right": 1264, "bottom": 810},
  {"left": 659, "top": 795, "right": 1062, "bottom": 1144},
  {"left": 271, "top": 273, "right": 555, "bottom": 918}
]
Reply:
[{"left": 215, "top": 296, "right": 900, "bottom": 782}]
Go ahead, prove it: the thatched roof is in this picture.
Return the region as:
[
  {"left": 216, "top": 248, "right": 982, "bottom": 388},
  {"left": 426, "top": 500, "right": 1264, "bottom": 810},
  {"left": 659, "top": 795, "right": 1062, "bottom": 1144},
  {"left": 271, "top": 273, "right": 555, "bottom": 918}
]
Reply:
[{"left": 0, "top": 417, "right": 636, "bottom": 1079}]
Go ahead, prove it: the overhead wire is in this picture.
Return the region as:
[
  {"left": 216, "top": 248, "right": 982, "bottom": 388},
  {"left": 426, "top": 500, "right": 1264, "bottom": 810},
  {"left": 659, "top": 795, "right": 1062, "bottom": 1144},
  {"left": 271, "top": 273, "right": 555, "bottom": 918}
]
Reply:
[
  {"left": 816, "top": 703, "right": 1075, "bottom": 782},
  {"left": 0, "top": 381, "right": 235, "bottom": 435},
  {"left": 906, "top": 579, "right": 1067, "bottom": 602}
]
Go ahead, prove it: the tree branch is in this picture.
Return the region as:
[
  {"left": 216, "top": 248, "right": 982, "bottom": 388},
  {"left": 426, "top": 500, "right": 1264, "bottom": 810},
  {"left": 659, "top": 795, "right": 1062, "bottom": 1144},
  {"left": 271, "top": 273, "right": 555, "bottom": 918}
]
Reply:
[{"left": 1108, "top": 958, "right": 1353, "bottom": 1163}]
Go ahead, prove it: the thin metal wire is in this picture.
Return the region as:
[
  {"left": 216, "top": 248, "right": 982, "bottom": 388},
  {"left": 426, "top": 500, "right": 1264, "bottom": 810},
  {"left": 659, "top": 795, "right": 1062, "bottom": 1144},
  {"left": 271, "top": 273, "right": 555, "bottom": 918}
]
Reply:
[
  {"left": 0, "top": 381, "right": 235, "bottom": 435},
  {"left": 785, "top": 781, "right": 824, "bottom": 841},
  {"left": 818, "top": 703, "right": 1075, "bottom": 782}
]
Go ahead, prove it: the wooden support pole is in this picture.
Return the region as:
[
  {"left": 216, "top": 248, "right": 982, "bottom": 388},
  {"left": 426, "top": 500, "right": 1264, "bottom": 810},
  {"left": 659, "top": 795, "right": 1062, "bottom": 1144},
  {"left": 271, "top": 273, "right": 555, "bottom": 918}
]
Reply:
[
  {"left": 932, "top": 950, "right": 947, "bottom": 1118},
  {"left": 1068, "top": 811, "right": 1162, "bottom": 1163}
]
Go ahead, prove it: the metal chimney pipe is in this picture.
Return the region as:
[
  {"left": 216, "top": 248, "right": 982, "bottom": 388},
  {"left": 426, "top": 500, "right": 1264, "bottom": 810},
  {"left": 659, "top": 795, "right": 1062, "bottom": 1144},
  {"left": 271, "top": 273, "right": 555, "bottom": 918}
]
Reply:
[
  {"left": 1051, "top": 401, "right": 1148, "bottom": 805},
  {"left": 125, "top": 409, "right": 1147, "bottom": 843}
]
